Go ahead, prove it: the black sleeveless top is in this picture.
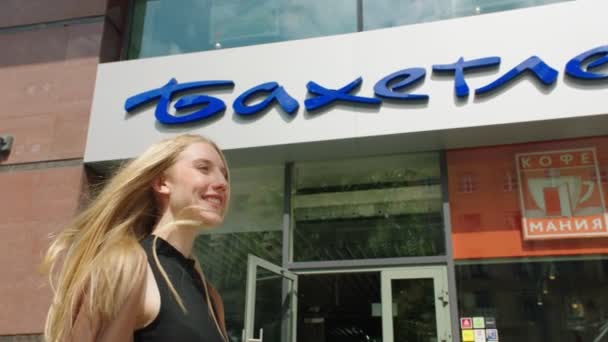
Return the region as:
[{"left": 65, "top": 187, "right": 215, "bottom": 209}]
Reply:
[{"left": 134, "top": 235, "right": 226, "bottom": 342}]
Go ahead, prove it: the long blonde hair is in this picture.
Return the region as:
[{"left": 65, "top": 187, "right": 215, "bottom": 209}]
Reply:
[{"left": 41, "top": 134, "right": 229, "bottom": 342}]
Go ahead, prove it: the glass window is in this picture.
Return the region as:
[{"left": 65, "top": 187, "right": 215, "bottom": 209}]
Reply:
[
  {"left": 363, "top": 0, "right": 451, "bottom": 29},
  {"left": 391, "top": 277, "right": 438, "bottom": 341},
  {"left": 456, "top": 257, "right": 608, "bottom": 342},
  {"left": 193, "top": 165, "right": 284, "bottom": 342},
  {"left": 128, "top": 0, "right": 357, "bottom": 59},
  {"left": 362, "top": 0, "right": 572, "bottom": 31},
  {"left": 292, "top": 152, "right": 444, "bottom": 262},
  {"left": 128, "top": 0, "right": 574, "bottom": 60}
]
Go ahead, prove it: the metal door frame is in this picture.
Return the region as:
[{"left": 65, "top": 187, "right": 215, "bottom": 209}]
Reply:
[{"left": 244, "top": 254, "right": 298, "bottom": 342}]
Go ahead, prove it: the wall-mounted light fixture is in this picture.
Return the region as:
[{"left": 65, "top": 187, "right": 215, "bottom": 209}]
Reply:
[{"left": 0, "top": 135, "right": 14, "bottom": 156}]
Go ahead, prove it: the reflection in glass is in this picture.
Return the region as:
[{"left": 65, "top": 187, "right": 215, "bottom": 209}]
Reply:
[
  {"left": 456, "top": 257, "right": 608, "bottom": 342},
  {"left": 194, "top": 166, "right": 283, "bottom": 342},
  {"left": 392, "top": 278, "right": 437, "bottom": 342},
  {"left": 363, "top": 0, "right": 572, "bottom": 31},
  {"left": 292, "top": 153, "right": 444, "bottom": 261},
  {"left": 363, "top": 0, "right": 450, "bottom": 29},
  {"left": 298, "top": 272, "right": 382, "bottom": 342},
  {"left": 129, "top": 0, "right": 356, "bottom": 59},
  {"left": 128, "top": 0, "right": 573, "bottom": 59}
]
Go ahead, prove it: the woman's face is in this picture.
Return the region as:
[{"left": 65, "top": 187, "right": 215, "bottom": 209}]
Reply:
[{"left": 158, "top": 142, "right": 230, "bottom": 227}]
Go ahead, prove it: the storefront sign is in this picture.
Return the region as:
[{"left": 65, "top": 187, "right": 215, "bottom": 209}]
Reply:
[
  {"left": 461, "top": 317, "right": 473, "bottom": 329},
  {"left": 474, "top": 329, "right": 487, "bottom": 342},
  {"left": 473, "top": 317, "right": 485, "bottom": 329},
  {"left": 462, "top": 330, "right": 475, "bottom": 342},
  {"left": 125, "top": 46, "right": 608, "bottom": 125},
  {"left": 484, "top": 317, "right": 496, "bottom": 328},
  {"left": 486, "top": 329, "right": 499, "bottom": 341},
  {"left": 516, "top": 148, "right": 608, "bottom": 240}
]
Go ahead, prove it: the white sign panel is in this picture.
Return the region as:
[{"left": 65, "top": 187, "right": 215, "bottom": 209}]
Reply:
[{"left": 85, "top": 1, "right": 608, "bottom": 164}]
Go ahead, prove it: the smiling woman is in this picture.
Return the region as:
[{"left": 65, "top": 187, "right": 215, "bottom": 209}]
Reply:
[
  {"left": 153, "top": 142, "right": 230, "bottom": 229},
  {"left": 41, "top": 134, "right": 231, "bottom": 342}
]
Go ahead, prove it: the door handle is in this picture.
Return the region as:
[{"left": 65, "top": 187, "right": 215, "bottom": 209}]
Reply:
[{"left": 437, "top": 290, "right": 449, "bottom": 307}]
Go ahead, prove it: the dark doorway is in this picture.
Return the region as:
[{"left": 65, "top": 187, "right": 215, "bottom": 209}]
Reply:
[{"left": 297, "top": 272, "right": 382, "bottom": 342}]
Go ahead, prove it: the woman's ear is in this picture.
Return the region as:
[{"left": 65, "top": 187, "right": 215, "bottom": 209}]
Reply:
[{"left": 151, "top": 175, "right": 171, "bottom": 195}]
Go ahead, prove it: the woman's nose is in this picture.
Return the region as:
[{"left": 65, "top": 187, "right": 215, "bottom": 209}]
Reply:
[{"left": 211, "top": 173, "right": 228, "bottom": 191}]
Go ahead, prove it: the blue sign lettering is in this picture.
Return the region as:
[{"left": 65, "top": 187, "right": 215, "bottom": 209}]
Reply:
[
  {"left": 304, "top": 77, "right": 381, "bottom": 111},
  {"left": 125, "top": 78, "right": 233, "bottom": 124},
  {"left": 432, "top": 57, "right": 500, "bottom": 98},
  {"left": 476, "top": 56, "right": 558, "bottom": 95},
  {"left": 124, "top": 45, "right": 607, "bottom": 125},
  {"left": 566, "top": 45, "right": 608, "bottom": 80},
  {"left": 233, "top": 82, "right": 299, "bottom": 116},
  {"left": 374, "top": 68, "right": 428, "bottom": 101}
]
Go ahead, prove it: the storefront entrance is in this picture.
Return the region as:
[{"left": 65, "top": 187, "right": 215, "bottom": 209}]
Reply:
[{"left": 243, "top": 255, "right": 452, "bottom": 342}]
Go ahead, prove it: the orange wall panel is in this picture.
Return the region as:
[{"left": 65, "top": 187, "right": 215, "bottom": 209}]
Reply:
[{"left": 448, "top": 136, "right": 608, "bottom": 260}]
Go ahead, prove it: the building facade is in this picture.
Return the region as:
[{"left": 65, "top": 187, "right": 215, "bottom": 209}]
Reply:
[
  {"left": 0, "top": 1, "right": 127, "bottom": 340},
  {"left": 1, "top": 1, "right": 608, "bottom": 341}
]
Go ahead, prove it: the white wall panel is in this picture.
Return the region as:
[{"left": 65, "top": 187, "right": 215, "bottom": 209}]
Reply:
[{"left": 86, "top": 1, "right": 608, "bottom": 165}]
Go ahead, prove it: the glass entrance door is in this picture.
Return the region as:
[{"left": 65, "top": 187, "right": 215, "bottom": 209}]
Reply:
[
  {"left": 381, "top": 266, "right": 452, "bottom": 342},
  {"left": 244, "top": 255, "right": 298, "bottom": 342},
  {"left": 244, "top": 260, "right": 451, "bottom": 342}
]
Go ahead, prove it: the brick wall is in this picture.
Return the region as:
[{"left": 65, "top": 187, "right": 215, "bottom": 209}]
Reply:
[
  {"left": 0, "top": 0, "right": 127, "bottom": 335},
  {"left": 0, "top": 334, "right": 43, "bottom": 342}
]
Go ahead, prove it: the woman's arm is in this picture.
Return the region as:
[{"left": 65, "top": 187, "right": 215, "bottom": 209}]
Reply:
[{"left": 207, "top": 282, "right": 227, "bottom": 336}]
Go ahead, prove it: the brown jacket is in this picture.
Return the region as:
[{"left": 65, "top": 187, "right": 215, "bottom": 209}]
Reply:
[{"left": 66, "top": 251, "right": 226, "bottom": 342}]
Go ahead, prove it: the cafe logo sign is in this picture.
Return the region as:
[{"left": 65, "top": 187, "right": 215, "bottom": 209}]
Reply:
[{"left": 516, "top": 148, "right": 608, "bottom": 240}]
